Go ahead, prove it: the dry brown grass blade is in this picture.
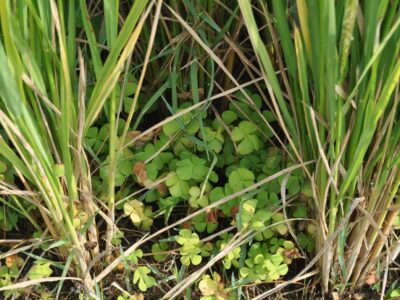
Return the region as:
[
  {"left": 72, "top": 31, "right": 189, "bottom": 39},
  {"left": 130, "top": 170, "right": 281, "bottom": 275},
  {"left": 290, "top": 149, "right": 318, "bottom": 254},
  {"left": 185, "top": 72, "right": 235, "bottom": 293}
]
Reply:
[
  {"left": 21, "top": 74, "right": 61, "bottom": 116},
  {"left": 354, "top": 195, "right": 400, "bottom": 287},
  {"left": 0, "top": 244, "right": 39, "bottom": 260},
  {"left": 343, "top": 167, "right": 400, "bottom": 288},
  {"left": 309, "top": 107, "right": 339, "bottom": 290},
  {"left": 309, "top": 108, "right": 339, "bottom": 195},
  {"left": 75, "top": 47, "right": 101, "bottom": 260},
  {"left": 0, "top": 277, "right": 81, "bottom": 292}
]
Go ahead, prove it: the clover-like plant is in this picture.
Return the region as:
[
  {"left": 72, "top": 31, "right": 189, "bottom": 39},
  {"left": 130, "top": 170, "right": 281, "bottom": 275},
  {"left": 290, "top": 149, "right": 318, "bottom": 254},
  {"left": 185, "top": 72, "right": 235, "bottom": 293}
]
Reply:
[
  {"left": 264, "top": 253, "right": 289, "bottom": 281},
  {"left": 176, "top": 155, "right": 209, "bottom": 182},
  {"left": 221, "top": 110, "right": 238, "bottom": 125},
  {"left": 230, "top": 90, "right": 263, "bottom": 122},
  {"left": 238, "top": 199, "right": 273, "bottom": 231},
  {"left": 217, "top": 138, "right": 236, "bottom": 168},
  {"left": 276, "top": 240, "right": 300, "bottom": 264},
  {"left": 0, "top": 257, "right": 23, "bottom": 299},
  {"left": 198, "top": 127, "right": 225, "bottom": 154},
  {"left": 85, "top": 124, "right": 110, "bottom": 154},
  {"left": 262, "top": 148, "right": 283, "bottom": 174},
  {"left": 282, "top": 174, "right": 301, "bottom": 195},
  {"left": 111, "top": 230, "right": 124, "bottom": 246},
  {"left": 240, "top": 243, "right": 288, "bottom": 283},
  {"left": 133, "top": 266, "right": 156, "bottom": 292},
  {"left": 208, "top": 185, "right": 239, "bottom": 218},
  {"left": 188, "top": 186, "right": 209, "bottom": 208},
  {"left": 220, "top": 243, "right": 241, "bottom": 270},
  {"left": 293, "top": 204, "right": 308, "bottom": 218},
  {"left": 192, "top": 212, "right": 218, "bottom": 234},
  {"left": 151, "top": 242, "right": 169, "bottom": 262},
  {"left": 201, "top": 242, "right": 214, "bottom": 257},
  {"left": 269, "top": 237, "right": 286, "bottom": 253},
  {"left": 270, "top": 212, "right": 289, "bottom": 236},
  {"left": 298, "top": 232, "right": 315, "bottom": 253},
  {"left": 117, "top": 293, "right": 144, "bottom": 300},
  {"left": 239, "top": 152, "right": 264, "bottom": 173},
  {"left": 254, "top": 228, "right": 275, "bottom": 242},
  {"left": 165, "top": 173, "right": 190, "bottom": 198},
  {"left": 228, "top": 167, "right": 255, "bottom": 193},
  {"left": 162, "top": 105, "right": 200, "bottom": 137},
  {"left": 239, "top": 199, "right": 257, "bottom": 229},
  {"left": 176, "top": 229, "right": 203, "bottom": 266},
  {"left": 123, "top": 200, "right": 153, "bottom": 230},
  {"left": 250, "top": 209, "right": 272, "bottom": 230},
  {"left": 172, "top": 134, "right": 195, "bottom": 155},
  {"left": 0, "top": 266, "right": 12, "bottom": 289},
  {"left": 126, "top": 249, "right": 144, "bottom": 265},
  {"left": 27, "top": 261, "right": 53, "bottom": 280},
  {"left": 198, "top": 272, "right": 230, "bottom": 300},
  {"left": 231, "top": 121, "right": 260, "bottom": 155}
]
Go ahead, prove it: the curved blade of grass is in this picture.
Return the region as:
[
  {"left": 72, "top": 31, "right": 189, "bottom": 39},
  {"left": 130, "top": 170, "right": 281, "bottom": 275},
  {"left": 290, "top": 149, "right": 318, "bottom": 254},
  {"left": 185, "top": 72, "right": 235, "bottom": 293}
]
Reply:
[{"left": 84, "top": 0, "right": 151, "bottom": 131}]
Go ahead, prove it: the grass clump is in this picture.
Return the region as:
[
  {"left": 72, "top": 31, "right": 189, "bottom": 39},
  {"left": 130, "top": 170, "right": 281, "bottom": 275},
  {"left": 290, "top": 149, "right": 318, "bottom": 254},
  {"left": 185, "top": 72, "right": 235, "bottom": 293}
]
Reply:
[{"left": 239, "top": 0, "right": 400, "bottom": 296}]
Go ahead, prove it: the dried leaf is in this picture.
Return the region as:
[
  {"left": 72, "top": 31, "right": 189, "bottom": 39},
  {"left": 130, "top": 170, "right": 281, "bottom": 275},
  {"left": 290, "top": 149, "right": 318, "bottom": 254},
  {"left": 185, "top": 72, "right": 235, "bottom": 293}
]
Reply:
[
  {"left": 126, "top": 128, "right": 162, "bottom": 146},
  {"left": 156, "top": 182, "right": 167, "bottom": 194},
  {"left": 134, "top": 161, "right": 147, "bottom": 186},
  {"left": 6, "top": 255, "right": 23, "bottom": 268},
  {"left": 365, "top": 270, "right": 378, "bottom": 285},
  {"left": 230, "top": 206, "right": 239, "bottom": 217},
  {"left": 284, "top": 248, "right": 301, "bottom": 259},
  {"left": 206, "top": 210, "right": 218, "bottom": 224},
  {"left": 182, "top": 222, "right": 191, "bottom": 229}
]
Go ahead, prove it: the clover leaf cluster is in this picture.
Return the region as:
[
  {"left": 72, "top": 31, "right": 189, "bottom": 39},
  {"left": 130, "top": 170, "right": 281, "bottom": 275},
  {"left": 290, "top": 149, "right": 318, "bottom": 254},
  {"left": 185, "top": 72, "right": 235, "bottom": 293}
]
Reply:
[{"left": 87, "top": 91, "right": 315, "bottom": 292}]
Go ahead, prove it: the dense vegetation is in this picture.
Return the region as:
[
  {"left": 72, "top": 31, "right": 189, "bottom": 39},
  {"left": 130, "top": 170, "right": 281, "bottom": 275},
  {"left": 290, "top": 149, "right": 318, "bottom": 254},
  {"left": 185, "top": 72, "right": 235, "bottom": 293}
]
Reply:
[{"left": 0, "top": 0, "right": 399, "bottom": 299}]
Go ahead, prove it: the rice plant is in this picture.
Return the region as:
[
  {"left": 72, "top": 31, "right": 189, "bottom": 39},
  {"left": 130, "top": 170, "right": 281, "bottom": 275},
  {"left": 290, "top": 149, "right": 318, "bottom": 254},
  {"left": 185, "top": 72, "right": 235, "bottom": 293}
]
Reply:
[
  {"left": 239, "top": 0, "right": 400, "bottom": 294},
  {"left": 0, "top": 0, "right": 151, "bottom": 295}
]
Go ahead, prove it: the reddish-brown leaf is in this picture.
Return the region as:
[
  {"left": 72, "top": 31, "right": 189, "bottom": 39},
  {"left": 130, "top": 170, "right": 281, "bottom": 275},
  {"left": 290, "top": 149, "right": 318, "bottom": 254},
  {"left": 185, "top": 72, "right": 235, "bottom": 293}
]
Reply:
[
  {"left": 206, "top": 209, "right": 218, "bottom": 224},
  {"left": 182, "top": 222, "right": 191, "bottom": 229},
  {"left": 126, "top": 128, "right": 162, "bottom": 146},
  {"left": 231, "top": 206, "right": 239, "bottom": 218},
  {"left": 134, "top": 161, "right": 147, "bottom": 186},
  {"left": 6, "top": 255, "right": 23, "bottom": 268},
  {"left": 284, "top": 248, "right": 301, "bottom": 259},
  {"left": 157, "top": 182, "right": 168, "bottom": 195}
]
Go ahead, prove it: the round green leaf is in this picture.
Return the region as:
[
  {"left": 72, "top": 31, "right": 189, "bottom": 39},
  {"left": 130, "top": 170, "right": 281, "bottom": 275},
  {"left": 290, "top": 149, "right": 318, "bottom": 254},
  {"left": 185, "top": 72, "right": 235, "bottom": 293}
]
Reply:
[
  {"left": 239, "top": 121, "right": 257, "bottom": 134},
  {"left": 28, "top": 262, "right": 53, "bottom": 280},
  {"left": 191, "top": 255, "right": 202, "bottom": 265},
  {"left": 222, "top": 110, "right": 237, "bottom": 124},
  {"left": 163, "top": 120, "right": 180, "bottom": 137}
]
